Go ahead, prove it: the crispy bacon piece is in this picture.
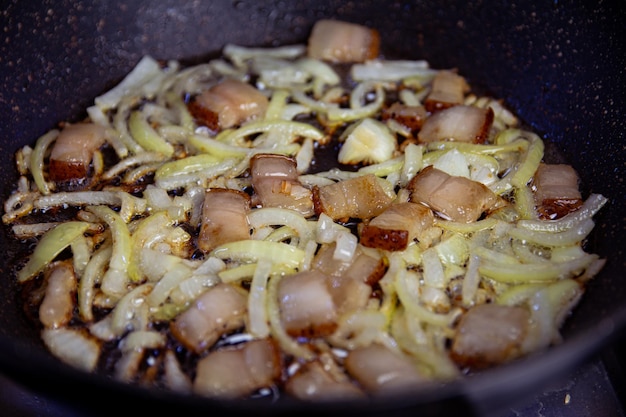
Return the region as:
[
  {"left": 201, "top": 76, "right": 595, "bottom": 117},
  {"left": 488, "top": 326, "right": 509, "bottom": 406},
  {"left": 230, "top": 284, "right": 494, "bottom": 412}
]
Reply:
[
  {"left": 170, "top": 283, "right": 247, "bottom": 353},
  {"left": 285, "top": 361, "right": 365, "bottom": 401},
  {"left": 450, "top": 303, "right": 530, "bottom": 369},
  {"left": 277, "top": 270, "right": 338, "bottom": 338},
  {"left": 278, "top": 246, "right": 385, "bottom": 337},
  {"left": 188, "top": 78, "right": 268, "bottom": 131},
  {"left": 311, "top": 243, "right": 385, "bottom": 315},
  {"left": 408, "top": 166, "right": 502, "bottom": 223},
  {"left": 198, "top": 188, "right": 251, "bottom": 253},
  {"left": 424, "top": 70, "right": 470, "bottom": 112},
  {"left": 313, "top": 174, "right": 394, "bottom": 222},
  {"left": 417, "top": 105, "right": 494, "bottom": 144},
  {"left": 312, "top": 243, "right": 386, "bottom": 285},
  {"left": 382, "top": 102, "right": 428, "bottom": 134},
  {"left": 48, "top": 122, "right": 106, "bottom": 187},
  {"left": 193, "top": 338, "right": 281, "bottom": 398},
  {"left": 533, "top": 163, "right": 583, "bottom": 219},
  {"left": 308, "top": 19, "right": 380, "bottom": 63},
  {"left": 250, "top": 153, "right": 314, "bottom": 217},
  {"left": 345, "top": 344, "right": 426, "bottom": 394},
  {"left": 39, "top": 261, "right": 77, "bottom": 329},
  {"left": 360, "top": 202, "right": 435, "bottom": 251}
]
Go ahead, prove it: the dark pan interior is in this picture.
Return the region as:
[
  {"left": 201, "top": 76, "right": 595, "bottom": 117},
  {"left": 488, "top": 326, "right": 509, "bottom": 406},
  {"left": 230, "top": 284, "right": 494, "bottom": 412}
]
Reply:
[{"left": 0, "top": 1, "right": 625, "bottom": 416}]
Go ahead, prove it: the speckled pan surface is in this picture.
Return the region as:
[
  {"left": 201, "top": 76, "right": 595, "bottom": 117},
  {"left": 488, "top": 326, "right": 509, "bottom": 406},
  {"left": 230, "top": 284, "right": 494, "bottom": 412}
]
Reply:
[{"left": 0, "top": 1, "right": 624, "bottom": 416}]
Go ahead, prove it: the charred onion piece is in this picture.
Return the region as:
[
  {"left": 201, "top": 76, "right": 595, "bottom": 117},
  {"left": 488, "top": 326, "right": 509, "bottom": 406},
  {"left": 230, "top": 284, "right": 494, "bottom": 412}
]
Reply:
[
  {"left": 307, "top": 19, "right": 380, "bottom": 63},
  {"left": 48, "top": 122, "right": 106, "bottom": 187},
  {"left": 533, "top": 163, "right": 583, "bottom": 219},
  {"left": 39, "top": 261, "right": 77, "bottom": 329},
  {"left": 345, "top": 344, "right": 426, "bottom": 394},
  {"left": 408, "top": 166, "right": 502, "bottom": 223},
  {"left": 417, "top": 105, "right": 494, "bottom": 144},
  {"left": 313, "top": 174, "right": 393, "bottom": 222},
  {"left": 198, "top": 188, "right": 251, "bottom": 253},
  {"left": 360, "top": 202, "right": 435, "bottom": 251},
  {"left": 194, "top": 338, "right": 281, "bottom": 398},
  {"left": 450, "top": 303, "right": 530, "bottom": 369},
  {"left": 424, "top": 70, "right": 470, "bottom": 112},
  {"left": 170, "top": 283, "right": 247, "bottom": 353},
  {"left": 250, "top": 153, "right": 314, "bottom": 217},
  {"left": 188, "top": 78, "right": 268, "bottom": 131}
]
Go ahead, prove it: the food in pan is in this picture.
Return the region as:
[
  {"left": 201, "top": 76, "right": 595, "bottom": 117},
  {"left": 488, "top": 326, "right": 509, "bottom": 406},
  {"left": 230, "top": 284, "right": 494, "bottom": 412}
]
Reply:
[{"left": 2, "top": 19, "right": 608, "bottom": 400}]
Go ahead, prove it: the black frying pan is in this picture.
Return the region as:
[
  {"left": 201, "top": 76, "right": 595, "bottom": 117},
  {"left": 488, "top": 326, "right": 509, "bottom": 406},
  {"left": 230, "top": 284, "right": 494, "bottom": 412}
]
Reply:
[{"left": 1, "top": 1, "right": 625, "bottom": 416}]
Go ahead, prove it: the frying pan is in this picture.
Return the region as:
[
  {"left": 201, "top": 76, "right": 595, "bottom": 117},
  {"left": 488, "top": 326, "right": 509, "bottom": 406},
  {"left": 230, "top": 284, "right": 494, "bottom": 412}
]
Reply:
[{"left": 0, "top": 1, "right": 624, "bottom": 416}]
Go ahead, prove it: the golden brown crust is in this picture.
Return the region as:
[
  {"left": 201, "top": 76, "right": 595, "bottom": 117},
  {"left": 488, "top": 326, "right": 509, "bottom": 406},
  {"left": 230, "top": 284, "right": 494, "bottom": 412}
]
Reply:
[
  {"left": 537, "top": 198, "right": 583, "bottom": 220},
  {"left": 360, "top": 225, "right": 409, "bottom": 251},
  {"left": 187, "top": 97, "right": 220, "bottom": 131}
]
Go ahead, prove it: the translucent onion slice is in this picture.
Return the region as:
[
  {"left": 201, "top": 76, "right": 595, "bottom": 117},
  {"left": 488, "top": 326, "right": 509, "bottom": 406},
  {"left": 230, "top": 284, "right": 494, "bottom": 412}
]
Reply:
[
  {"left": 211, "top": 240, "right": 305, "bottom": 269},
  {"left": 18, "top": 221, "right": 89, "bottom": 283}
]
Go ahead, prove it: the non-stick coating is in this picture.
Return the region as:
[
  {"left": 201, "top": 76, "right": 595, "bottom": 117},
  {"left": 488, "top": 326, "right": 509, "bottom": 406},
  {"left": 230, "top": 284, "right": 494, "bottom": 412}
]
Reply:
[{"left": 0, "top": 1, "right": 624, "bottom": 416}]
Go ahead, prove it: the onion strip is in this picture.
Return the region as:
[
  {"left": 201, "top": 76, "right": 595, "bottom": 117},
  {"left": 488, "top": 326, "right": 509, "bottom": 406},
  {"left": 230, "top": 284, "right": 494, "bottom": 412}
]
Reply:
[{"left": 18, "top": 221, "right": 89, "bottom": 283}]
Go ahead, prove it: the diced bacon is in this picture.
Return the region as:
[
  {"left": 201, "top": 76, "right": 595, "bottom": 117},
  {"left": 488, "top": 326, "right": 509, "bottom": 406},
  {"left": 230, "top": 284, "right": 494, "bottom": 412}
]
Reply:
[
  {"left": 170, "top": 283, "right": 247, "bottom": 353},
  {"left": 360, "top": 202, "right": 435, "bottom": 251},
  {"left": 533, "top": 163, "right": 583, "bottom": 219},
  {"left": 381, "top": 102, "right": 428, "bottom": 133},
  {"left": 250, "top": 153, "right": 314, "bottom": 217},
  {"left": 194, "top": 338, "right": 281, "bottom": 398},
  {"left": 340, "top": 248, "right": 387, "bottom": 286},
  {"left": 451, "top": 303, "right": 530, "bottom": 369},
  {"left": 424, "top": 70, "right": 470, "bottom": 112},
  {"left": 308, "top": 20, "right": 380, "bottom": 63},
  {"left": 49, "top": 122, "right": 106, "bottom": 185},
  {"left": 408, "top": 166, "right": 502, "bottom": 223},
  {"left": 311, "top": 242, "right": 353, "bottom": 277},
  {"left": 418, "top": 105, "right": 494, "bottom": 144},
  {"left": 327, "top": 274, "right": 372, "bottom": 316},
  {"left": 39, "top": 261, "right": 77, "bottom": 329},
  {"left": 313, "top": 174, "right": 394, "bottom": 222},
  {"left": 278, "top": 270, "right": 338, "bottom": 338},
  {"left": 188, "top": 78, "right": 268, "bottom": 131},
  {"left": 310, "top": 244, "right": 384, "bottom": 315},
  {"left": 345, "top": 344, "right": 426, "bottom": 394},
  {"left": 285, "top": 361, "right": 365, "bottom": 401},
  {"left": 198, "top": 188, "right": 251, "bottom": 253},
  {"left": 41, "top": 328, "right": 100, "bottom": 372}
]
